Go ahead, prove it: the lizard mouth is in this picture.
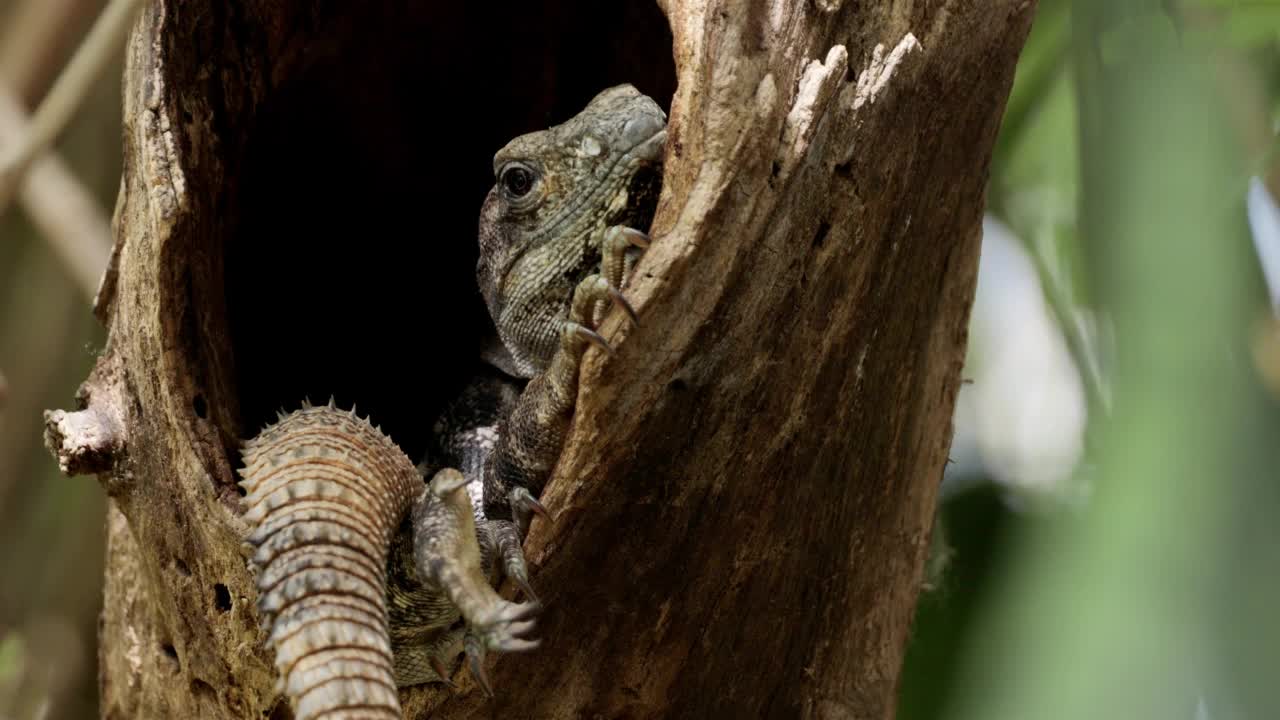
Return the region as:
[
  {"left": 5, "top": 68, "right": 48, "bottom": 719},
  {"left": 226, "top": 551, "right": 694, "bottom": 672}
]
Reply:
[
  {"left": 627, "top": 127, "right": 666, "bottom": 215},
  {"left": 617, "top": 157, "right": 664, "bottom": 232},
  {"left": 611, "top": 127, "right": 666, "bottom": 228}
]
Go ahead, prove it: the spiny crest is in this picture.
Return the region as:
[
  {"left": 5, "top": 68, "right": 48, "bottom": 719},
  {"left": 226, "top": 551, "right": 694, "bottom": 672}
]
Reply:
[{"left": 237, "top": 401, "right": 406, "bottom": 492}]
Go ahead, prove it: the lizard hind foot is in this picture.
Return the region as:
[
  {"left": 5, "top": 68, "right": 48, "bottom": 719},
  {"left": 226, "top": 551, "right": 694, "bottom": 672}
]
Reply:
[{"left": 413, "top": 469, "right": 542, "bottom": 691}]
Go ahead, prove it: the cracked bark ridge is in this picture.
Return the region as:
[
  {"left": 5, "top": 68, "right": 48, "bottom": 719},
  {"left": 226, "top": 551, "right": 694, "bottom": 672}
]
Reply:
[{"left": 44, "top": 0, "right": 1034, "bottom": 718}]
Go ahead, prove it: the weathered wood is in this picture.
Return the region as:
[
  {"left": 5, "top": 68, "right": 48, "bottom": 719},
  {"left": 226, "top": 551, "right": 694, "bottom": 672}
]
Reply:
[{"left": 47, "top": 1, "right": 1033, "bottom": 718}]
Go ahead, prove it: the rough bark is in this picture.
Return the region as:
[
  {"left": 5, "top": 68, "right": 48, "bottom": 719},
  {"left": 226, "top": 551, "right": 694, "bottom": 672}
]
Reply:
[{"left": 45, "top": 1, "right": 1034, "bottom": 718}]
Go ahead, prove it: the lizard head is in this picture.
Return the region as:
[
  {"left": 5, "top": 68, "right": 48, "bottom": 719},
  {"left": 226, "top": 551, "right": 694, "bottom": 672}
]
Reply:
[{"left": 477, "top": 84, "right": 667, "bottom": 377}]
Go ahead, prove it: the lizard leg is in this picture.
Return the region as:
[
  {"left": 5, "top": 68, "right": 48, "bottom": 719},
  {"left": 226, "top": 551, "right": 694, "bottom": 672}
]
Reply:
[
  {"left": 412, "top": 469, "right": 540, "bottom": 663},
  {"left": 489, "top": 272, "right": 618, "bottom": 505},
  {"left": 460, "top": 271, "right": 624, "bottom": 686}
]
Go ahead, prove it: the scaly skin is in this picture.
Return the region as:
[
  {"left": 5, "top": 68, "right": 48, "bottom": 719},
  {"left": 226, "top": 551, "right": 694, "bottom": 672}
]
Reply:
[
  {"left": 478, "top": 84, "right": 666, "bottom": 377},
  {"left": 240, "top": 403, "right": 418, "bottom": 720},
  {"left": 239, "top": 84, "right": 667, "bottom": 718}
]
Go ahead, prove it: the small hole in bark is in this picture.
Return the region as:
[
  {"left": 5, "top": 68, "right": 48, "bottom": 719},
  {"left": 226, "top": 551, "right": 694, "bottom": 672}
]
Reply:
[
  {"left": 191, "top": 678, "right": 216, "bottom": 703},
  {"left": 812, "top": 221, "right": 831, "bottom": 249},
  {"left": 771, "top": 160, "right": 781, "bottom": 178},
  {"left": 668, "top": 378, "right": 689, "bottom": 392},
  {"left": 835, "top": 159, "right": 855, "bottom": 180},
  {"left": 174, "top": 558, "right": 191, "bottom": 577},
  {"left": 193, "top": 394, "right": 207, "bottom": 418},
  {"left": 266, "top": 698, "right": 291, "bottom": 720},
  {"left": 161, "top": 642, "right": 179, "bottom": 668},
  {"left": 214, "top": 583, "right": 232, "bottom": 612}
]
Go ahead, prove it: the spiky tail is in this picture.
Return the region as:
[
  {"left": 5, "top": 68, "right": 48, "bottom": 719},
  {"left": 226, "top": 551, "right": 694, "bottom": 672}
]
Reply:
[{"left": 239, "top": 403, "right": 419, "bottom": 720}]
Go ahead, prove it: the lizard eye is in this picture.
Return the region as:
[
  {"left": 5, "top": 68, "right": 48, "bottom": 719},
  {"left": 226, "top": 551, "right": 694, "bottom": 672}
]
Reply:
[{"left": 500, "top": 164, "right": 536, "bottom": 198}]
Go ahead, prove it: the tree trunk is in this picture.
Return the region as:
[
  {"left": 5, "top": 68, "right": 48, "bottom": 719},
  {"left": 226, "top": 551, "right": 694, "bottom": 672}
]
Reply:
[{"left": 44, "top": 1, "right": 1033, "bottom": 718}]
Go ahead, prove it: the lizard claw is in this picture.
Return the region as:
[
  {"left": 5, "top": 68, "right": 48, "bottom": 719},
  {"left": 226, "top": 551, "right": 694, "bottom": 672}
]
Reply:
[
  {"left": 509, "top": 486, "right": 554, "bottom": 525},
  {"left": 607, "top": 284, "right": 639, "bottom": 326},
  {"left": 464, "top": 622, "right": 541, "bottom": 699},
  {"left": 605, "top": 224, "right": 651, "bottom": 250},
  {"left": 597, "top": 227, "right": 647, "bottom": 326},
  {"left": 430, "top": 469, "right": 470, "bottom": 496},
  {"left": 485, "top": 598, "right": 542, "bottom": 624},
  {"left": 622, "top": 227, "right": 651, "bottom": 249},
  {"left": 567, "top": 321, "right": 614, "bottom": 355},
  {"left": 465, "top": 632, "right": 494, "bottom": 698},
  {"left": 568, "top": 274, "right": 634, "bottom": 352},
  {"left": 429, "top": 655, "right": 458, "bottom": 690},
  {"left": 619, "top": 226, "right": 650, "bottom": 249},
  {"left": 509, "top": 573, "right": 538, "bottom": 604},
  {"left": 480, "top": 517, "right": 541, "bottom": 603},
  {"left": 487, "top": 621, "right": 540, "bottom": 650}
]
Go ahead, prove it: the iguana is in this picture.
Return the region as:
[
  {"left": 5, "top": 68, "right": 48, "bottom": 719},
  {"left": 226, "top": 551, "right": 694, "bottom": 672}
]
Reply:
[{"left": 238, "top": 84, "right": 667, "bottom": 719}]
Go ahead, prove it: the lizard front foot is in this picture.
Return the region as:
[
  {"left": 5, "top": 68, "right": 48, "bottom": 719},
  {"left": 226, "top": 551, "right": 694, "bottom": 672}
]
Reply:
[{"left": 593, "top": 224, "right": 650, "bottom": 326}]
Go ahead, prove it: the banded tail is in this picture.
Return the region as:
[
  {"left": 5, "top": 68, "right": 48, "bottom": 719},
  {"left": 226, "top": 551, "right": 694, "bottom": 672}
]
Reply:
[{"left": 239, "top": 402, "right": 419, "bottom": 720}]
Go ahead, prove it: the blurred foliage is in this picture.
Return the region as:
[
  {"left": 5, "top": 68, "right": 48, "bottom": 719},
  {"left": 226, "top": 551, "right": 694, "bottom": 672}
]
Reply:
[
  {"left": 901, "top": 2, "right": 1280, "bottom": 719},
  {"left": 0, "top": 1, "right": 116, "bottom": 719}
]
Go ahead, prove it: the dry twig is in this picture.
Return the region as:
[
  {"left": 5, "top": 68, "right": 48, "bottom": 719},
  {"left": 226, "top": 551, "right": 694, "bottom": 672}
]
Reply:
[
  {"left": 0, "top": 87, "right": 111, "bottom": 301},
  {"left": 0, "top": 0, "right": 145, "bottom": 216}
]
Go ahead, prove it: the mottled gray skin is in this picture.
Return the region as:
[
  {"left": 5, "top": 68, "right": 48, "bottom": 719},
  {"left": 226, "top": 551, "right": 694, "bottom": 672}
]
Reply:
[
  {"left": 390, "top": 84, "right": 666, "bottom": 687},
  {"left": 240, "top": 84, "right": 666, "bottom": 718},
  {"left": 478, "top": 84, "right": 667, "bottom": 377}
]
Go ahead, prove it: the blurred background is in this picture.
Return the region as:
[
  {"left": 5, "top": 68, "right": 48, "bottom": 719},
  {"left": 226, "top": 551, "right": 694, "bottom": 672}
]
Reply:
[
  {"left": 1, "top": 1, "right": 1278, "bottom": 719},
  {"left": 1, "top": 0, "right": 118, "bottom": 718}
]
